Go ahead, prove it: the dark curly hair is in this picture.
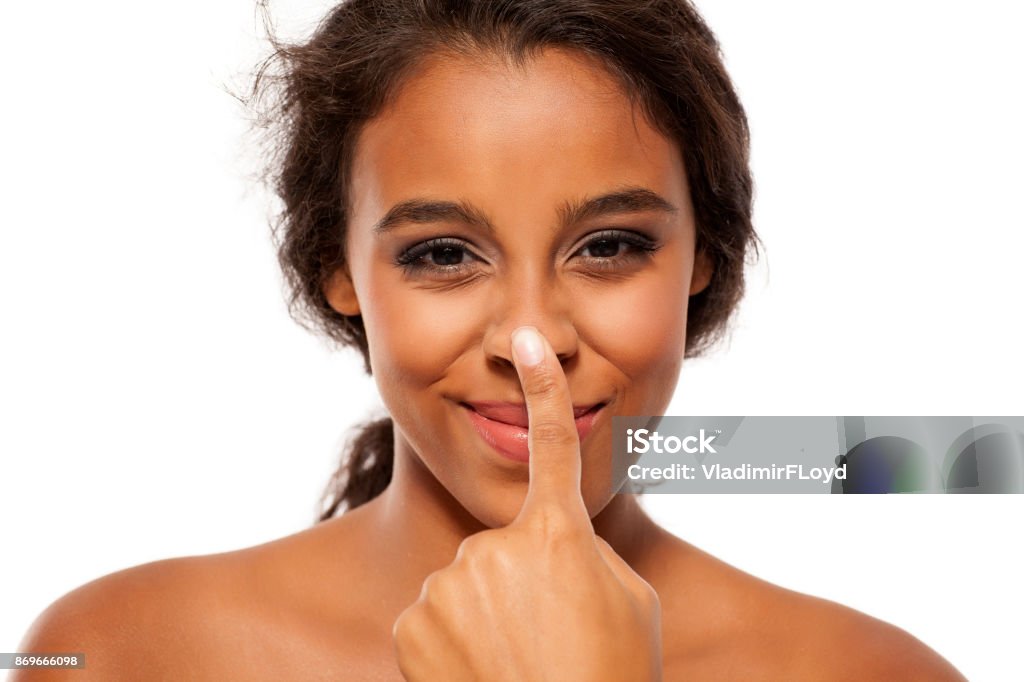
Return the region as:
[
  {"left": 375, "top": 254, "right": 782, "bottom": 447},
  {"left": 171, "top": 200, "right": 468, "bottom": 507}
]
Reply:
[{"left": 246, "top": 0, "right": 758, "bottom": 522}]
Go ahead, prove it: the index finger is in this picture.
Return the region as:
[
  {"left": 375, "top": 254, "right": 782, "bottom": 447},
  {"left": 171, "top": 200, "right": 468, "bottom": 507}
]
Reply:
[{"left": 510, "top": 326, "right": 589, "bottom": 523}]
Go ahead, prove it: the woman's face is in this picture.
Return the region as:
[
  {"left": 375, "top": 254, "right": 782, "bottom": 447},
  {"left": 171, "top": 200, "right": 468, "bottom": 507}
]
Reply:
[{"left": 327, "top": 48, "right": 709, "bottom": 527}]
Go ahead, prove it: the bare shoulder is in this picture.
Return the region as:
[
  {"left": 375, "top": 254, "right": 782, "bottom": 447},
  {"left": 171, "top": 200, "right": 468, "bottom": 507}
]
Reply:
[
  {"left": 14, "top": 512, "right": 388, "bottom": 680},
  {"left": 13, "top": 552, "right": 246, "bottom": 680},
  {"left": 646, "top": 528, "right": 967, "bottom": 681},
  {"left": 774, "top": 587, "right": 967, "bottom": 681}
]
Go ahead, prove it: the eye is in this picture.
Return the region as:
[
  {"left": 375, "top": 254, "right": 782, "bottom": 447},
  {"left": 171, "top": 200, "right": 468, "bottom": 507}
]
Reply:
[
  {"left": 395, "top": 230, "right": 660, "bottom": 281},
  {"left": 572, "top": 229, "right": 661, "bottom": 266},
  {"left": 396, "top": 237, "right": 482, "bottom": 275},
  {"left": 578, "top": 237, "right": 626, "bottom": 258}
]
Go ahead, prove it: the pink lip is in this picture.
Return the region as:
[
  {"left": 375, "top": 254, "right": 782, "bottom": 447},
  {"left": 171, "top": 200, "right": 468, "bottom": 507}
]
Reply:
[{"left": 460, "top": 401, "right": 605, "bottom": 463}]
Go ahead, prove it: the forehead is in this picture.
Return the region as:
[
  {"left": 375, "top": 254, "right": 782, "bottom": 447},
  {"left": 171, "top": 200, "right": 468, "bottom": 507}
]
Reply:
[{"left": 348, "top": 47, "right": 688, "bottom": 228}]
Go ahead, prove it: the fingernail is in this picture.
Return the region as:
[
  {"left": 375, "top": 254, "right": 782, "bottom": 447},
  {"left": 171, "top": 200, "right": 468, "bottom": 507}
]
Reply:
[{"left": 511, "top": 326, "right": 545, "bottom": 367}]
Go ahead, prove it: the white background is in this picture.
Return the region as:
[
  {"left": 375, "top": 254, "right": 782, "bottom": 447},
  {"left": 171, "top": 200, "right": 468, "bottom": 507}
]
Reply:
[{"left": 1, "top": 1, "right": 1021, "bottom": 679}]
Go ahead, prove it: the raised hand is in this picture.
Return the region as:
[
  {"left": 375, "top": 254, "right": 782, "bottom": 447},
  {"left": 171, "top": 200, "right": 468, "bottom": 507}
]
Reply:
[{"left": 392, "top": 326, "right": 662, "bottom": 681}]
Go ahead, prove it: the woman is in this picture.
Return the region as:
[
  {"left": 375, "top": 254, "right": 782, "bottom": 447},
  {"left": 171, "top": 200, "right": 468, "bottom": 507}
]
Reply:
[{"left": 18, "top": 0, "right": 965, "bottom": 679}]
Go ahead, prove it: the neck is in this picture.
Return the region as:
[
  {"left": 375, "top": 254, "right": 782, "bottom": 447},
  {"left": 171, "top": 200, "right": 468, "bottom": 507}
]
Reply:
[{"left": 355, "top": 431, "right": 661, "bottom": 597}]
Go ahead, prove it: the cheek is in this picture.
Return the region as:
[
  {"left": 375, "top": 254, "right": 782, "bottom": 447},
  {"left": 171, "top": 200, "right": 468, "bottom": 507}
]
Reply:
[
  {"left": 360, "top": 267, "right": 483, "bottom": 400},
  {"left": 576, "top": 253, "right": 691, "bottom": 407}
]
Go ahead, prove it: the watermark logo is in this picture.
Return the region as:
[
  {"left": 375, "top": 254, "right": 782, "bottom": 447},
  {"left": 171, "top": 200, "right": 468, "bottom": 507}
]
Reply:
[
  {"left": 625, "top": 428, "right": 719, "bottom": 454},
  {"left": 612, "top": 416, "right": 1024, "bottom": 494}
]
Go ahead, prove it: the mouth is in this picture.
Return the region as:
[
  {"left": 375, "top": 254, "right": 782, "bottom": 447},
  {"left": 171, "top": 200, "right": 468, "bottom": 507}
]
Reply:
[{"left": 459, "top": 400, "right": 607, "bottom": 463}]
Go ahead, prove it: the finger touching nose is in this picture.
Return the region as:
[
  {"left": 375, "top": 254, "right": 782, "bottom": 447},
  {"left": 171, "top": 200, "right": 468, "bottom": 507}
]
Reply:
[
  {"left": 510, "top": 326, "right": 589, "bottom": 522},
  {"left": 482, "top": 283, "right": 579, "bottom": 368}
]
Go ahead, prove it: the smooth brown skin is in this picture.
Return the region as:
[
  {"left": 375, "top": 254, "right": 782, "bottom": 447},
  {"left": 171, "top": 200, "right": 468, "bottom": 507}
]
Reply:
[
  {"left": 390, "top": 325, "right": 662, "bottom": 680},
  {"left": 16, "top": 49, "right": 966, "bottom": 681}
]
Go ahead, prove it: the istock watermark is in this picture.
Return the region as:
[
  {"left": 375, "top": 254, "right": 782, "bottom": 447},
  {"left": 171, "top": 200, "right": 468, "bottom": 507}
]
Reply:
[
  {"left": 611, "top": 416, "right": 1024, "bottom": 494},
  {"left": 626, "top": 462, "right": 846, "bottom": 484},
  {"left": 626, "top": 428, "right": 718, "bottom": 454}
]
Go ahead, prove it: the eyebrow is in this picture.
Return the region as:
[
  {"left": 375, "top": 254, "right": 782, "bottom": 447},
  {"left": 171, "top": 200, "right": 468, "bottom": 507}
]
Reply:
[
  {"left": 558, "top": 187, "right": 679, "bottom": 226},
  {"left": 373, "top": 200, "right": 495, "bottom": 234},
  {"left": 371, "top": 187, "right": 678, "bottom": 235}
]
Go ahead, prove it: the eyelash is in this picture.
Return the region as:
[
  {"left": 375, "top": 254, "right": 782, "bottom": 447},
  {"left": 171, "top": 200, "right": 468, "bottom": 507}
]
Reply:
[{"left": 394, "top": 230, "right": 661, "bottom": 276}]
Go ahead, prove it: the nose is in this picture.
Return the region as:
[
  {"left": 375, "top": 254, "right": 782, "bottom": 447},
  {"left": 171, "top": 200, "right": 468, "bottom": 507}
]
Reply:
[{"left": 482, "top": 276, "right": 579, "bottom": 370}]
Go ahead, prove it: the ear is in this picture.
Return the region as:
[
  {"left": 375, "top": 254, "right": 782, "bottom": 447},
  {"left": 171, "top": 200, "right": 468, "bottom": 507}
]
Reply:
[
  {"left": 689, "top": 249, "right": 713, "bottom": 296},
  {"left": 323, "top": 265, "right": 361, "bottom": 316}
]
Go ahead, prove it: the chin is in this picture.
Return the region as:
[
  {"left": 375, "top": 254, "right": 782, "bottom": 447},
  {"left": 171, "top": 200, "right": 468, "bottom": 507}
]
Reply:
[
  {"left": 452, "top": 476, "right": 616, "bottom": 530},
  {"left": 453, "top": 488, "right": 527, "bottom": 529}
]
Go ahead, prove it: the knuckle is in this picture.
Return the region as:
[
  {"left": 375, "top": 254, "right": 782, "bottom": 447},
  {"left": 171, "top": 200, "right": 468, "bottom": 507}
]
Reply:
[
  {"left": 419, "top": 570, "right": 449, "bottom": 607},
  {"left": 454, "top": 539, "right": 487, "bottom": 572},
  {"left": 456, "top": 531, "right": 504, "bottom": 569},
  {"left": 455, "top": 532, "right": 486, "bottom": 560},
  {"left": 594, "top": 536, "right": 614, "bottom": 553},
  {"left": 626, "top": 577, "right": 661, "bottom": 618},
  {"left": 523, "top": 363, "right": 561, "bottom": 396},
  {"left": 638, "top": 582, "right": 661, "bottom": 613},
  {"left": 392, "top": 606, "right": 420, "bottom": 644},
  {"left": 392, "top": 606, "right": 434, "bottom": 678},
  {"left": 531, "top": 505, "right": 583, "bottom": 542},
  {"left": 529, "top": 420, "right": 578, "bottom": 448}
]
